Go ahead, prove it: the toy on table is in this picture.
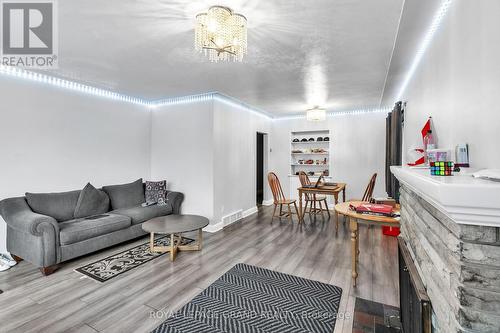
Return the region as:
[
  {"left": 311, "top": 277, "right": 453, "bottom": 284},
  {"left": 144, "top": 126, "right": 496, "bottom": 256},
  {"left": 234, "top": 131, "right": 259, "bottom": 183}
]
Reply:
[{"left": 430, "top": 161, "right": 453, "bottom": 176}]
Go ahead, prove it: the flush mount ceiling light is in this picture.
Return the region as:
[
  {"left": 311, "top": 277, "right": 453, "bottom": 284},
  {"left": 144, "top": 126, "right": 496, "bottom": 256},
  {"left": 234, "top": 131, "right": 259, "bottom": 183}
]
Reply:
[
  {"left": 195, "top": 6, "right": 247, "bottom": 62},
  {"left": 306, "top": 106, "right": 326, "bottom": 122}
]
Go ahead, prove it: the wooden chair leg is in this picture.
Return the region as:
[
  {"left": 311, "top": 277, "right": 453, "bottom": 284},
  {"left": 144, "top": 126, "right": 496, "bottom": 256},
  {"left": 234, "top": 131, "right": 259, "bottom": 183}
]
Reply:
[
  {"left": 287, "top": 204, "right": 293, "bottom": 223},
  {"left": 271, "top": 204, "right": 277, "bottom": 221},
  {"left": 293, "top": 202, "right": 300, "bottom": 224},
  {"left": 318, "top": 200, "right": 325, "bottom": 218},
  {"left": 323, "top": 199, "right": 331, "bottom": 217}
]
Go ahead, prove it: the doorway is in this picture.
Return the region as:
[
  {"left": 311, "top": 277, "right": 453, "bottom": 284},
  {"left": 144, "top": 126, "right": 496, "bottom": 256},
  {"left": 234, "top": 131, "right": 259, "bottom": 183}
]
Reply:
[{"left": 256, "top": 132, "right": 266, "bottom": 205}]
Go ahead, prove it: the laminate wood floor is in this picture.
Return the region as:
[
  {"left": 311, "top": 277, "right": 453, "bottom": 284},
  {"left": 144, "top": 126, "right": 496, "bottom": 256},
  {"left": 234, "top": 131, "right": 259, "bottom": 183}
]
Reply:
[{"left": 0, "top": 206, "right": 399, "bottom": 333}]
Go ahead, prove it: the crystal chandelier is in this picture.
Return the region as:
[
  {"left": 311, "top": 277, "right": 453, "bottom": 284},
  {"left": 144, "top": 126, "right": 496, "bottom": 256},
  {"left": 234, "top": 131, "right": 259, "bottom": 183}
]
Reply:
[
  {"left": 195, "top": 6, "right": 247, "bottom": 62},
  {"left": 306, "top": 106, "right": 327, "bottom": 121}
]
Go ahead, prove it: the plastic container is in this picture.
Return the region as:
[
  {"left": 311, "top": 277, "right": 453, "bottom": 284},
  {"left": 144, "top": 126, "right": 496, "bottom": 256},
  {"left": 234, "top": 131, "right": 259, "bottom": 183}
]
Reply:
[{"left": 382, "top": 226, "right": 400, "bottom": 237}]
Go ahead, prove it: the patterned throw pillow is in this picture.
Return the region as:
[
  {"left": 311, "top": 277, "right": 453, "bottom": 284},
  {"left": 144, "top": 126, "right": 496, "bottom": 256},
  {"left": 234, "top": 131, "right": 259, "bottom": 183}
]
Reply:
[{"left": 145, "top": 180, "right": 167, "bottom": 205}]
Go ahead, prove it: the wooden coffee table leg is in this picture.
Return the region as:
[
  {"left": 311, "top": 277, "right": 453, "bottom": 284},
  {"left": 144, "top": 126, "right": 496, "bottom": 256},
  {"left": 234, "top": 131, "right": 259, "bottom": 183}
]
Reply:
[
  {"left": 198, "top": 228, "right": 203, "bottom": 250},
  {"left": 179, "top": 229, "right": 203, "bottom": 251},
  {"left": 170, "top": 233, "right": 177, "bottom": 261},
  {"left": 150, "top": 232, "right": 155, "bottom": 252}
]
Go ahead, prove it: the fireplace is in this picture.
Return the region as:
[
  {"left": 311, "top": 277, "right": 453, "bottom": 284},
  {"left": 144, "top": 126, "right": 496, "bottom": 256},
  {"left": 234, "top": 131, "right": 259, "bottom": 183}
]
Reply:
[
  {"left": 398, "top": 237, "right": 431, "bottom": 333},
  {"left": 391, "top": 166, "right": 500, "bottom": 332}
]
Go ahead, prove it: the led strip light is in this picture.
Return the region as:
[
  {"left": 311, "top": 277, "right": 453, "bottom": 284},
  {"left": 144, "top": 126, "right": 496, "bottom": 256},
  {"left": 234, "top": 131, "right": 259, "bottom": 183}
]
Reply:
[
  {"left": 0, "top": 65, "right": 147, "bottom": 105},
  {"left": 395, "top": 0, "right": 453, "bottom": 101},
  {"left": 275, "top": 107, "right": 392, "bottom": 120},
  {"left": 0, "top": 0, "right": 452, "bottom": 118}
]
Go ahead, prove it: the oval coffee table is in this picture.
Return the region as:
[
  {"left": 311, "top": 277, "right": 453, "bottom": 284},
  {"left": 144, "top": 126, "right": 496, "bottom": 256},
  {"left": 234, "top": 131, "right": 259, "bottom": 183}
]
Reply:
[{"left": 142, "top": 214, "right": 209, "bottom": 262}]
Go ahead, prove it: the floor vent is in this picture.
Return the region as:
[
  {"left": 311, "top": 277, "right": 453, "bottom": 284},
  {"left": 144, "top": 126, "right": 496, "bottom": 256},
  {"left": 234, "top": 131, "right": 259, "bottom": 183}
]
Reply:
[{"left": 222, "top": 210, "right": 243, "bottom": 226}]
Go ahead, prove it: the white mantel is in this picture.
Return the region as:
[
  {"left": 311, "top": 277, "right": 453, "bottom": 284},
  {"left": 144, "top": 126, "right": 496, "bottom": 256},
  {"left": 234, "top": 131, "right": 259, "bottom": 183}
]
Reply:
[{"left": 391, "top": 166, "right": 500, "bottom": 227}]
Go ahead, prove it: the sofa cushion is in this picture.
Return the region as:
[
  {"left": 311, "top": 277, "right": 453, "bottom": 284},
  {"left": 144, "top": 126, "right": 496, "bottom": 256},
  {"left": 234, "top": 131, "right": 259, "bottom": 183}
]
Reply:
[
  {"left": 102, "top": 179, "right": 145, "bottom": 210},
  {"left": 111, "top": 204, "right": 172, "bottom": 224},
  {"left": 59, "top": 213, "right": 131, "bottom": 245},
  {"left": 26, "top": 190, "right": 81, "bottom": 222},
  {"left": 74, "top": 183, "right": 110, "bottom": 218}
]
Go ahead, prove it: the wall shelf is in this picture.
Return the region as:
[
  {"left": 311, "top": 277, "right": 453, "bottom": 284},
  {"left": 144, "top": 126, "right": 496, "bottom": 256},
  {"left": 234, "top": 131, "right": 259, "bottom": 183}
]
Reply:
[
  {"left": 290, "top": 129, "right": 331, "bottom": 177},
  {"left": 291, "top": 153, "right": 329, "bottom": 155},
  {"left": 291, "top": 164, "right": 328, "bottom": 167},
  {"left": 291, "top": 141, "right": 329, "bottom": 144}
]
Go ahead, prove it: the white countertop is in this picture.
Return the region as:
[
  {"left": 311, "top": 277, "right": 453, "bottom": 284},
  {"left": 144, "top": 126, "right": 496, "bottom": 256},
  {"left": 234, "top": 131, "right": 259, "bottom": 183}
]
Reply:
[{"left": 391, "top": 166, "right": 500, "bottom": 227}]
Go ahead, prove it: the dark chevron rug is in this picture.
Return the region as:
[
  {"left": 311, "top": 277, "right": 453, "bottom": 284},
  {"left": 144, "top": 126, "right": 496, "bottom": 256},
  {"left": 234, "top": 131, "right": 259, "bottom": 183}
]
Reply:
[
  {"left": 151, "top": 263, "right": 342, "bottom": 333},
  {"left": 75, "top": 236, "right": 193, "bottom": 282}
]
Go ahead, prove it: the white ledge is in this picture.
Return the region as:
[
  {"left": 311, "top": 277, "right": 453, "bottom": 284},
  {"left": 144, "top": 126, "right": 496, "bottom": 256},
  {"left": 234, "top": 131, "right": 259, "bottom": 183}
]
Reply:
[{"left": 391, "top": 166, "right": 500, "bottom": 227}]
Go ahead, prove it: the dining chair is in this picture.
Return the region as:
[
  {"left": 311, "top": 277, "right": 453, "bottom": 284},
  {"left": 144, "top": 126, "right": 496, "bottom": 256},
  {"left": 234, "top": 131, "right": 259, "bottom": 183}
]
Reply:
[
  {"left": 298, "top": 171, "right": 330, "bottom": 219},
  {"left": 337, "top": 173, "right": 378, "bottom": 230},
  {"left": 268, "top": 172, "right": 300, "bottom": 223},
  {"left": 361, "top": 173, "right": 377, "bottom": 202}
]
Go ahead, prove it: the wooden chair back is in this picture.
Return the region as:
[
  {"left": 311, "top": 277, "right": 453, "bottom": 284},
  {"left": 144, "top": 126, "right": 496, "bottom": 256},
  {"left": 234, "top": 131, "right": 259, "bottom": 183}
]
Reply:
[
  {"left": 298, "top": 171, "right": 313, "bottom": 200},
  {"left": 361, "top": 173, "right": 377, "bottom": 202},
  {"left": 298, "top": 171, "right": 311, "bottom": 186},
  {"left": 268, "top": 172, "right": 286, "bottom": 204}
]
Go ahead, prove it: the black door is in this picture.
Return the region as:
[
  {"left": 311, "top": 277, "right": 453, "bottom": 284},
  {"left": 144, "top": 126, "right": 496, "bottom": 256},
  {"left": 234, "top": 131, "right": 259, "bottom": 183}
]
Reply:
[{"left": 256, "top": 133, "right": 264, "bottom": 205}]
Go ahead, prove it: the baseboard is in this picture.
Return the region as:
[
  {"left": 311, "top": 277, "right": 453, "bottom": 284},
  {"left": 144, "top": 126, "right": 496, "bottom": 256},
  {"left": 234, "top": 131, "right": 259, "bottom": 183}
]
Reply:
[
  {"left": 261, "top": 199, "right": 274, "bottom": 206},
  {"left": 203, "top": 206, "right": 259, "bottom": 233},
  {"left": 203, "top": 222, "right": 224, "bottom": 233},
  {"left": 242, "top": 206, "right": 258, "bottom": 218}
]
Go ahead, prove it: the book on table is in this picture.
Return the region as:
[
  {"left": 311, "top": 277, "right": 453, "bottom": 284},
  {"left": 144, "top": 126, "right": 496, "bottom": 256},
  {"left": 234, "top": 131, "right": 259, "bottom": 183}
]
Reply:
[{"left": 349, "top": 203, "right": 394, "bottom": 217}]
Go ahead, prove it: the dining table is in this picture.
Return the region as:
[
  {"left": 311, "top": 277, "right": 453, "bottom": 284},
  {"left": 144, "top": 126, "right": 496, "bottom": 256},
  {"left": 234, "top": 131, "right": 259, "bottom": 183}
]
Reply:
[{"left": 297, "top": 183, "right": 346, "bottom": 223}]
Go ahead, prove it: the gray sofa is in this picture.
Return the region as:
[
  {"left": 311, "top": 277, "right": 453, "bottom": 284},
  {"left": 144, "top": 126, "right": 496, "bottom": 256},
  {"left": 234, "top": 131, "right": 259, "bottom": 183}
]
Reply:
[{"left": 0, "top": 179, "right": 183, "bottom": 275}]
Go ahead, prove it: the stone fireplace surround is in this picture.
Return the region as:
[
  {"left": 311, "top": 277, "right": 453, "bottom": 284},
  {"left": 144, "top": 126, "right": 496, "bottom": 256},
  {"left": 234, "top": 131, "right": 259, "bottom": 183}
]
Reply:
[{"left": 392, "top": 167, "right": 500, "bottom": 332}]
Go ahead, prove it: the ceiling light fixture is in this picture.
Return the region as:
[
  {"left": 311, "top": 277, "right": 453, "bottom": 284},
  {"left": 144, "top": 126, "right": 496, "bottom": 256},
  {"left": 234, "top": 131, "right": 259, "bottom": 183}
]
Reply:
[
  {"left": 306, "top": 106, "right": 326, "bottom": 122},
  {"left": 195, "top": 6, "right": 247, "bottom": 62}
]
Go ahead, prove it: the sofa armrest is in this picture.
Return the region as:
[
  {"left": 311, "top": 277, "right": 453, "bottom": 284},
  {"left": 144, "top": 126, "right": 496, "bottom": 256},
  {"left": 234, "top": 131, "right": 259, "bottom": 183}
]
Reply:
[
  {"left": 165, "top": 191, "right": 184, "bottom": 214},
  {"left": 0, "top": 197, "right": 59, "bottom": 237}
]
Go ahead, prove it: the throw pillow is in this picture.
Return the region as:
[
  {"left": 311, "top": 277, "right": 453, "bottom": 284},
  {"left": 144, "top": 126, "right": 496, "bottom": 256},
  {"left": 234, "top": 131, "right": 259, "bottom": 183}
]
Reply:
[
  {"left": 102, "top": 178, "right": 145, "bottom": 210},
  {"left": 26, "top": 190, "right": 81, "bottom": 222},
  {"left": 145, "top": 180, "right": 167, "bottom": 205},
  {"left": 74, "top": 183, "right": 110, "bottom": 218}
]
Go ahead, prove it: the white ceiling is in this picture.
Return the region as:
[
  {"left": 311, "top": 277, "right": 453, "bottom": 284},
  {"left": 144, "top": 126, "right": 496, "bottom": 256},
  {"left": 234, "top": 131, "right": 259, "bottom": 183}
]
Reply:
[{"left": 42, "top": 0, "right": 405, "bottom": 115}]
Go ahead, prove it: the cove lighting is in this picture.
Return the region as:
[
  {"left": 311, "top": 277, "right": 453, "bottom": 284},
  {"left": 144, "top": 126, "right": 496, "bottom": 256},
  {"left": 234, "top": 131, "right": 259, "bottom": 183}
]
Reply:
[
  {"left": 0, "top": 65, "right": 147, "bottom": 106},
  {"left": 151, "top": 92, "right": 216, "bottom": 107},
  {"left": 276, "top": 108, "right": 391, "bottom": 120},
  {"left": 395, "top": 0, "right": 453, "bottom": 101},
  {"left": 0, "top": 65, "right": 389, "bottom": 120}
]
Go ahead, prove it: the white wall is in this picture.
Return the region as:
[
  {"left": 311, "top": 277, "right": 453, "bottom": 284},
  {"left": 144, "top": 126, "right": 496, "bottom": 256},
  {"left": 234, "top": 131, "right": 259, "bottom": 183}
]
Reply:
[
  {"left": 150, "top": 98, "right": 273, "bottom": 228},
  {"left": 398, "top": 0, "right": 500, "bottom": 168},
  {"left": 212, "top": 99, "right": 272, "bottom": 224},
  {"left": 270, "top": 113, "right": 388, "bottom": 202},
  {"left": 150, "top": 100, "right": 215, "bottom": 221},
  {"left": 0, "top": 76, "right": 152, "bottom": 253}
]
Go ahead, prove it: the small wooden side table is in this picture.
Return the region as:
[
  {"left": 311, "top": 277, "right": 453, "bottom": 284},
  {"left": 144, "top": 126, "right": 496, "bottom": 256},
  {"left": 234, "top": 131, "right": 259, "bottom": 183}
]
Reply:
[
  {"left": 142, "top": 214, "right": 209, "bottom": 262},
  {"left": 334, "top": 201, "right": 400, "bottom": 287}
]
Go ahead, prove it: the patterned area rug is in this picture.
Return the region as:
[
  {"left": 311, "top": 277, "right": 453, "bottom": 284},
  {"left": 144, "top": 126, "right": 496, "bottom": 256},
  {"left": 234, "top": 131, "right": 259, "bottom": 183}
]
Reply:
[
  {"left": 75, "top": 236, "right": 193, "bottom": 282},
  {"left": 152, "top": 263, "right": 343, "bottom": 333}
]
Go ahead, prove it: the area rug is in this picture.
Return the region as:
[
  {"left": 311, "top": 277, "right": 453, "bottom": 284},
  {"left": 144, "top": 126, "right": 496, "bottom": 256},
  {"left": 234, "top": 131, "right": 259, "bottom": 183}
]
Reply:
[
  {"left": 151, "top": 263, "right": 342, "bottom": 333},
  {"left": 75, "top": 236, "right": 193, "bottom": 282}
]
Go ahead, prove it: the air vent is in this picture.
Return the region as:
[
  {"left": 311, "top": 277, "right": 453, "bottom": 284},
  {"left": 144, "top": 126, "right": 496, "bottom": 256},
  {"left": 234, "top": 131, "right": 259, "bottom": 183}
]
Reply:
[{"left": 222, "top": 210, "right": 243, "bottom": 226}]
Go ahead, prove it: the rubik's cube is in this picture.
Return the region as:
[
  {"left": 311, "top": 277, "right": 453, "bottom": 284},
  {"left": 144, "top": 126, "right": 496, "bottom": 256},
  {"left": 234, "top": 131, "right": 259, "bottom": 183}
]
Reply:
[{"left": 430, "top": 161, "right": 453, "bottom": 176}]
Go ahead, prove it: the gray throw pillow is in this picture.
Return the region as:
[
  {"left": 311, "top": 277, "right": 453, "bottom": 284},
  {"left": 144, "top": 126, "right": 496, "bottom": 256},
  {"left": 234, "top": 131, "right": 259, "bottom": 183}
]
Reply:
[
  {"left": 145, "top": 180, "right": 167, "bottom": 205},
  {"left": 74, "top": 183, "right": 110, "bottom": 218},
  {"left": 102, "top": 178, "right": 145, "bottom": 210},
  {"left": 26, "top": 190, "right": 81, "bottom": 222}
]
